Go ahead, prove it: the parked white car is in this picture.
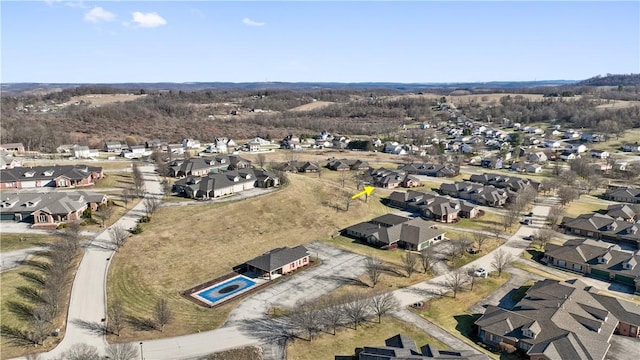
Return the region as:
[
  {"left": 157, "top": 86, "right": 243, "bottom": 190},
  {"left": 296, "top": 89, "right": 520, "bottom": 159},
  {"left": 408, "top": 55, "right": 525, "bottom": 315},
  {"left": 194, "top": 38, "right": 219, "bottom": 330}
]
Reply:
[{"left": 474, "top": 268, "right": 488, "bottom": 278}]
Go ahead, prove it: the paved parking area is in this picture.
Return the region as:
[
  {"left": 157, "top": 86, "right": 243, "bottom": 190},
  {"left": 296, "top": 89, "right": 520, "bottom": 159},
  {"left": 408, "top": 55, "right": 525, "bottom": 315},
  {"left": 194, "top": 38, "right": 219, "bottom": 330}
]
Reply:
[
  {"left": 608, "top": 335, "right": 640, "bottom": 360},
  {"left": 225, "top": 242, "right": 367, "bottom": 325}
]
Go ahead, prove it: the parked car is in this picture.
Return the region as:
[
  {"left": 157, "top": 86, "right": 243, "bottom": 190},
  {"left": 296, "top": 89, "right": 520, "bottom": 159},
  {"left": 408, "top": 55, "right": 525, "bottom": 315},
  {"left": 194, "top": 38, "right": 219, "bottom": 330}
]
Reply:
[
  {"left": 521, "top": 218, "right": 532, "bottom": 225},
  {"left": 474, "top": 268, "right": 488, "bottom": 278},
  {"left": 525, "top": 211, "right": 534, "bottom": 217}
]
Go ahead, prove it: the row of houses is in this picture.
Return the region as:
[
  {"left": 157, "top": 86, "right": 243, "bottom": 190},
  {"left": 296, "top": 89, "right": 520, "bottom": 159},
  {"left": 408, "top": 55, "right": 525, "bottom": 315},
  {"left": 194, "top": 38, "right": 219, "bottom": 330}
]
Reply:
[
  {"left": 367, "top": 168, "right": 421, "bottom": 189},
  {"left": 604, "top": 187, "right": 640, "bottom": 204},
  {"left": 0, "top": 151, "right": 22, "bottom": 170},
  {"left": 397, "top": 162, "right": 459, "bottom": 177},
  {"left": 386, "top": 190, "right": 479, "bottom": 223},
  {"left": 342, "top": 214, "right": 445, "bottom": 251},
  {"left": 475, "top": 278, "right": 640, "bottom": 360},
  {"left": 357, "top": 334, "right": 487, "bottom": 360},
  {"left": 172, "top": 168, "right": 279, "bottom": 200},
  {"left": 439, "top": 182, "right": 509, "bottom": 207},
  {"left": 0, "top": 165, "right": 104, "bottom": 190},
  {"left": 168, "top": 155, "right": 251, "bottom": 178},
  {"left": 0, "top": 191, "right": 107, "bottom": 229},
  {"left": 560, "top": 206, "right": 640, "bottom": 249},
  {"left": 468, "top": 173, "right": 541, "bottom": 192},
  {"left": 543, "top": 239, "right": 640, "bottom": 293}
]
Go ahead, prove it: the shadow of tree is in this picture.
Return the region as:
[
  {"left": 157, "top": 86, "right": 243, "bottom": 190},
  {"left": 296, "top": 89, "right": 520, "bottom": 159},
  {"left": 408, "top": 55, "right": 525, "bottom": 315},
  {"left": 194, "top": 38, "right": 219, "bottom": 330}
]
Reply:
[
  {"left": 71, "top": 319, "right": 109, "bottom": 335},
  {"left": 0, "top": 325, "right": 38, "bottom": 347},
  {"left": 237, "top": 317, "right": 298, "bottom": 344},
  {"left": 454, "top": 314, "right": 481, "bottom": 340},
  {"left": 6, "top": 300, "right": 34, "bottom": 321},
  {"left": 316, "top": 275, "right": 370, "bottom": 288},
  {"left": 126, "top": 315, "right": 157, "bottom": 331},
  {"left": 16, "top": 286, "right": 44, "bottom": 304},
  {"left": 18, "top": 271, "right": 46, "bottom": 287}
]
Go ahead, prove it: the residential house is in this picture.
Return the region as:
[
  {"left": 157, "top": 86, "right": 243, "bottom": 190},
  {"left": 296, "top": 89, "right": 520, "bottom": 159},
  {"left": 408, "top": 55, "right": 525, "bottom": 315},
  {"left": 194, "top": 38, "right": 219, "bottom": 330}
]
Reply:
[
  {"left": 211, "top": 137, "right": 237, "bottom": 154},
  {"left": 606, "top": 204, "right": 636, "bottom": 222},
  {"left": 280, "top": 134, "right": 301, "bottom": 150},
  {"left": 468, "top": 173, "right": 540, "bottom": 192},
  {"left": 168, "top": 155, "right": 251, "bottom": 178},
  {"left": 0, "top": 165, "right": 104, "bottom": 189},
  {"left": 603, "top": 188, "right": 640, "bottom": 204},
  {"left": 167, "top": 144, "right": 185, "bottom": 155},
  {"left": 182, "top": 139, "right": 201, "bottom": 149},
  {"left": 0, "top": 153, "right": 22, "bottom": 170},
  {"left": 566, "top": 143, "right": 588, "bottom": 153},
  {"left": 386, "top": 190, "right": 479, "bottom": 222},
  {"left": 560, "top": 212, "right": 640, "bottom": 249},
  {"left": 145, "top": 139, "right": 168, "bottom": 149},
  {"left": 622, "top": 144, "right": 640, "bottom": 153},
  {"left": 248, "top": 137, "right": 271, "bottom": 146},
  {"left": 480, "top": 158, "right": 503, "bottom": 169},
  {"left": 343, "top": 216, "right": 445, "bottom": 251},
  {"left": 326, "top": 158, "right": 370, "bottom": 171},
  {"left": 543, "top": 239, "right": 640, "bottom": 294},
  {"left": 172, "top": 168, "right": 279, "bottom": 199},
  {"left": 244, "top": 246, "right": 309, "bottom": 280},
  {"left": 0, "top": 191, "right": 107, "bottom": 229},
  {"left": 542, "top": 140, "right": 561, "bottom": 150},
  {"left": 72, "top": 145, "right": 98, "bottom": 159},
  {"left": 276, "top": 161, "right": 319, "bottom": 173},
  {"left": 104, "top": 141, "right": 123, "bottom": 153},
  {"left": 527, "top": 152, "right": 548, "bottom": 164},
  {"left": 559, "top": 150, "right": 577, "bottom": 161},
  {"left": 439, "top": 182, "right": 508, "bottom": 207},
  {"left": 475, "top": 279, "right": 620, "bottom": 360},
  {"left": 332, "top": 136, "right": 349, "bottom": 149},
  {"left": 591, "top": 150, "right": 610, "bottom": 159},
  {"left": 397, "top": 163, "right": 459, "bottom": 177},
  {"left": 368, "top": 168, "right": 420, "bottom": 189},
  {"left": 247, "top": 141, "right": 261, "bottom": 152},
  {"left": 582, "top": 133, "right": 603, "bottom": 142},
  {"left": 0, "top": 143, "right": 25, "bottom": 154},
  {"left": 357, "top": 334, "right": 488, "bottom": 360},
  {"left": 591, "top": 293, "right": 640, "bottom": 338},
  {"left": 383, "top": 142, "right": 407, "bottom": 155}
]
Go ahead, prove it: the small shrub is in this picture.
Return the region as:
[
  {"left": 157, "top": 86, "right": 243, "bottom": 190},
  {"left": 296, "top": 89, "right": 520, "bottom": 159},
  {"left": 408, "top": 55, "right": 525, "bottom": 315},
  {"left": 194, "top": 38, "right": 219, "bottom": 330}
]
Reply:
[
  {"left": 139, "top": 215, "right": 151, "bottom": 223},
  {"left": 57, "top": 223, "right": 68, "bottom": 230},
  {"left": 80, "top": 219, "right": 90, "bottom": 226},
  {"left": 131, "top": 225, "right": 144, "bottom": 234},
  {"left": 82, "top": 208, "right": 92, "bottom": 219}
]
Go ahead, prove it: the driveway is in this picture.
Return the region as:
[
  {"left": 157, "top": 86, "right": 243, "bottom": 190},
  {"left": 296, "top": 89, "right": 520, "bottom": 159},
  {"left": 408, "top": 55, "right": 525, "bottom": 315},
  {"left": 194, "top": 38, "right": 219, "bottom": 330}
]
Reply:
[
  {"left": 0, "top": 222, "right": 55, "bottom": 234},
  {"left": 226, "top": 242, "right": 368, "bottom": 324},
  {"left": 608, "top": 335, "right": 640, "bottom": 360},
  {"left": 1, "top": 246, "right": 49, "bottom": 272},
  {"left": 161, "top": 188, "right": 276, "bottom": 208}
]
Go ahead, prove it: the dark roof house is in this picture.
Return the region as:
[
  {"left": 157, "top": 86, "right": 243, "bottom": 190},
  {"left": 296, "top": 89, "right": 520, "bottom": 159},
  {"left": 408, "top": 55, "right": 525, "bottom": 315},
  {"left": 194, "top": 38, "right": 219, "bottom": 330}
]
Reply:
[{"left": 358, "top": 334, "right": 488, "bottom": 360}]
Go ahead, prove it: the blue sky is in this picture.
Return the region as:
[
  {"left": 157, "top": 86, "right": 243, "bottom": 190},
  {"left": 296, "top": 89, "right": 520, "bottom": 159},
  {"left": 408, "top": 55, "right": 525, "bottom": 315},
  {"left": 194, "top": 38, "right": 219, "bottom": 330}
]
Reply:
[{"left": 2, "top": 1, "right": 638, "bottom": 83}]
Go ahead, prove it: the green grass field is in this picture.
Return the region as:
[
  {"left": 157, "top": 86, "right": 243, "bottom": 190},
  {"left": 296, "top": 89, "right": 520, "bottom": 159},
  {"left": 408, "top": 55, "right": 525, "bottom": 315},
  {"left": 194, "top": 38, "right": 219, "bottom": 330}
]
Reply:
[{"left": 0, "top": 234, "right": 61, "bottom": 252}]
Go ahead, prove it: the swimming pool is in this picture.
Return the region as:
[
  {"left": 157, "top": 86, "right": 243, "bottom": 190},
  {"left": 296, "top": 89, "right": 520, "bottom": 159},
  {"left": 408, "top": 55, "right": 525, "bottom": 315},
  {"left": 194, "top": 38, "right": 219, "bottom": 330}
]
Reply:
[{"left": 191, "top": 275, "right": 259, "bottom": 306}]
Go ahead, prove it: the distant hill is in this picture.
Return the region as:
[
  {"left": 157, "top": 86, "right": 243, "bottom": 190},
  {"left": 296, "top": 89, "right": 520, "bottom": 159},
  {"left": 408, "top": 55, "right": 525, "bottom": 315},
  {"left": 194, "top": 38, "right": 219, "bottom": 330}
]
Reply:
[
  {"left": 1, "top": 80, "right": 578, "bottom": 95},
  {"left": 577, "top": 74, "right": 640, "bottom": 86}
]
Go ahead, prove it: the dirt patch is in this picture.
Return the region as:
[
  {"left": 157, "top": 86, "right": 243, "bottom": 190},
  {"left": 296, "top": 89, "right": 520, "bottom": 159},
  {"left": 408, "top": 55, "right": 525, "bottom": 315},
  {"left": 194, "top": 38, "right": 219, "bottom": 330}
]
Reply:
[
  {"left": 289, "top": 101, "right": 334, "bottom": 112},
  {"left": 61, "top": 93, "right": 144, "bottom": 108}
]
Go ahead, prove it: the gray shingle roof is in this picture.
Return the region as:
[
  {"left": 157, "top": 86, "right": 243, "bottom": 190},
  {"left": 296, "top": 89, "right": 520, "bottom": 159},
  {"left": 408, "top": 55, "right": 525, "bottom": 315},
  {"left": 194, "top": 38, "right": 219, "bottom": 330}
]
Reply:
[{"left": 245, "top": 246, "right": 308, "bottom": 272}]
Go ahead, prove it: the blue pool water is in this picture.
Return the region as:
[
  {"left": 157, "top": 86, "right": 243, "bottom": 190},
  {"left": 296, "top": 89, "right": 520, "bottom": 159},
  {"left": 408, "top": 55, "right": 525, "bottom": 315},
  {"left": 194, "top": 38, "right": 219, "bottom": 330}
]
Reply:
[{"left": 193, "top": 275, "right": 257, "bottom": 305}]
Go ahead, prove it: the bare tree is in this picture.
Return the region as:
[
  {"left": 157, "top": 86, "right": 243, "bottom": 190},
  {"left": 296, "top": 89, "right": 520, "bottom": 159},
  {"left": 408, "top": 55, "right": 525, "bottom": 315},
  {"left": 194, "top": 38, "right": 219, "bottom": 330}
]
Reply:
[
  {"left": 122, "top": 188, "right": 131, "bottom": 207},
  {"left": 419, "top": 247, "right": 434, "bottom": 274},
  {"left": 546, "top": 205, "right": 565, "bottom": 228},
  {"left": 132, "top": 162, "right": 145, "bottom": 197},
  {"left": 365, "top": 257, "right": 383, "bottom": 288},
  {"left": 454, "top": 238, "right": 472, "bottom": 258},
  {"left": 369, "top": 292, "right": 399, "bottom": 323},
  {"left": 106, "top": 343, "right": 139, "bottom": 360},
  {"left": 339, "top": 170, "right": 350, "bottom": 188},
  {"left": 154, "top": 298, "right": 172, "bottom": 332},
  {"left": 502, "top": 206, "right": 520, "bottom": 231},
  {"left": 492, "top": 249, "right": 513, "bottom": 276},
  {"left": 401, "top": 252, "right": 418, "bottom": 278},
  {"left": 256, "top": 153, "right": 267, "bottom": 169},
  {"left": 533, "top": 228, "right": 555, "bottom": 251},
  {"left": 110, "top": 224, "right": 130, "bottom": 251},
  {"left": 318, "top": 298, "right": 343, "bottom": 335},
  {"left": 341, "top": 293, "right": 370, "bottom": 330},
  {"left": 56, "top": 343, "right": 99, "bottom": 360},
  {"left": 557, "top": 186, "right": 580, "bottom": 206},
  {"left": 108, "top": 300, "right": 126, "bottom": 336},
  {"left": 443, "top": 270, "right": 468, "bottom": 299},
  {"left": 143, "top": 196, "right": 161, "bottom": 216},
  {"left": 289, "top": 300, "right": 321, "bottom": 341},
  {"left": 160, "top": 178, "right": 172, "bottom": 195},
  {"left": 62, "top": 220, "right": 83, "bottom": 251},
  {"left": 473, "top": 231, "right": 489, "bottom": 251},
  {"left": 96, "top": 204, "right": 113, "bottom": 228}
]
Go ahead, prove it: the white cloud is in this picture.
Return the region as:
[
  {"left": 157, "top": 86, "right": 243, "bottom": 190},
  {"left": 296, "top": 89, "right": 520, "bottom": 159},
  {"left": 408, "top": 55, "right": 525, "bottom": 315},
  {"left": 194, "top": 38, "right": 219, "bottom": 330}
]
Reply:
[
  {"left": 131, "top": 11, "right": 167, "bottom": 28},
  {"left": 84, "top": 7, "right": 116, "bottom": 23},
  {"left": 242, "top": 18, "right": 265, "bottom": 27}
]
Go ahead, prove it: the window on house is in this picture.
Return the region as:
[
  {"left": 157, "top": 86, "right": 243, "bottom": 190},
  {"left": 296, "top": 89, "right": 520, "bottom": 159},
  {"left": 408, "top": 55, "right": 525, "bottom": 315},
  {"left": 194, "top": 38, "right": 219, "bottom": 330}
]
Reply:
[
  {"left": 489, "top": 334, "right": 503, "bottom": 343},
  {"left": 558, "top": 260, "right": 566, "bottom": 267},
  {"left": 573, "top": 264, "right": 582, "bottom": 271},
  {"left": 587, "top": 232, "right": 594, "bottom": 237},
  {"left": 520, "top": 342, "right": 532, "bottom": 351},
  {"left": 38, "top": 214, "right": 48, "bottom": 222},
  {"left": 303, "top": 257, "right": 308, "bottom": 263}
]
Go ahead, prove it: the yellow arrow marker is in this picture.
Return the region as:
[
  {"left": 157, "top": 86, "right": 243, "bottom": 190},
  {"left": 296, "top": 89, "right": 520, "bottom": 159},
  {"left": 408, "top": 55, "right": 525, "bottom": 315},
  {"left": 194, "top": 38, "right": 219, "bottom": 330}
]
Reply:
[{"left": 352, "top": 186, "right": 375, "bottom": 199}]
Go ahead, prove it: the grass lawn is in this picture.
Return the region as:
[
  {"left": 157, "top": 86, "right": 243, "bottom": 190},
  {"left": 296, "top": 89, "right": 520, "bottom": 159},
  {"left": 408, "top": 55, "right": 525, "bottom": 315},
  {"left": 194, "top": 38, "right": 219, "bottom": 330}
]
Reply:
[
  {"left": 510, "top": 262, "right": 564, "bottom": 281},
  {"left": 411, "top": 273, "right": 511, "bottom": 359},
  {"left": 0, "top": 253, "right": 80, "bottom": 359},
  {"left": 287, "top": 316, "right": 449, "bottom": 360},
  {"left": 589, "top": 128, "right": 640, "bottom": 152},
  {"left": 454, "top": 211, "right": 516, "bottom": 235},
  {"left": 107, "top": 173, "right": 393, "bottom": 342},
  {"left": 81, "top": 197, "right": 142, "bottom": 231},
  {"left": 93, "top": 171, "right": 134, "bottom": 190},
  {"left": 0, "top": 233, "right": 61, "bottom": 252},
  {"left": 562, "top": 198, "right": 607, "bottom": 218}
]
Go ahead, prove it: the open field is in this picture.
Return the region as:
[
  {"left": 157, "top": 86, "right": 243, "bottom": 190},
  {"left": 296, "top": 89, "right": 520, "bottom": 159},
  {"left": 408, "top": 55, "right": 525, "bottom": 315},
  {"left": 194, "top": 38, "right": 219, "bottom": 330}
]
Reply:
[
  {"left": 411, "top": 272, "right": 511, "bottom": 359},
  {"left": 589, "top": 128, "right": 640, "bottom": 152},
  {"left": 286, "top": 316, "right": 449, "bottom": 360},
  {"left": 0, "top": 233, "right": 61, "bottom": 252},
  {"left": 62, "top": 93, "right": 144, "bottom": 108},
  {"left": 289, "top": 101, "right": 334, "bottom": 112},
  {"left": 562, "top": 197, "right": 607, "bottom": 217},
  {"left": 107, "top": 173, "right": 393, "bottom": 342},
  {"left": 0, "top": 253, "right": 80, "bottom": 359}
]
